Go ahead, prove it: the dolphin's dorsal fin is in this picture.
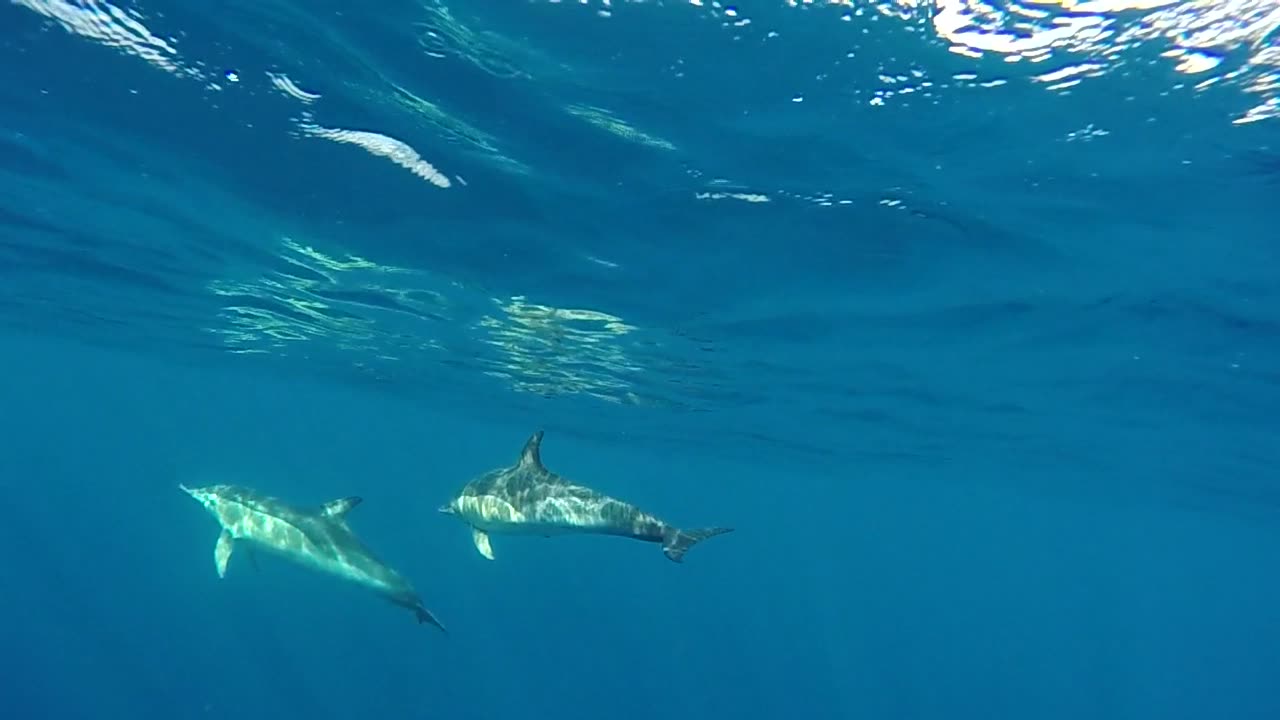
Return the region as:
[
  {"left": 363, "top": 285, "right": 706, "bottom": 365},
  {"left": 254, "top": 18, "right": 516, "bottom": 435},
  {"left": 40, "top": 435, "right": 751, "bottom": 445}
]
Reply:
[
  {"left": 517, "top": 430, "right": 546, "bottom": 471},
  {"left": 321, "top": 496, "right": 362, "bottom": 519}
]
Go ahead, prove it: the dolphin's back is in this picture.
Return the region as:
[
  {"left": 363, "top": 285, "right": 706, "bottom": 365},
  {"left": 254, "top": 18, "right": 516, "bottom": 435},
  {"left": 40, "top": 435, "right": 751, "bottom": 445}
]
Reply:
[{"left": 461, "top": 467, "right": 659, "bottom": 536}]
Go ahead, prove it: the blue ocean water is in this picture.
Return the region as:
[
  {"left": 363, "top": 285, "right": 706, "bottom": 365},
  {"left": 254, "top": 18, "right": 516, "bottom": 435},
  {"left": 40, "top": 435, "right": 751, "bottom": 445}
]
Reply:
[{"left": 3, "top": 0, "right": 1280, "bottom": 718}]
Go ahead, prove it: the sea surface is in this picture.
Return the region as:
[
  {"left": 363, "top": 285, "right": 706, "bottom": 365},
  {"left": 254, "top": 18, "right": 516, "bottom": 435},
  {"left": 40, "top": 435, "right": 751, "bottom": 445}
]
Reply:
[{"left": 2, "top": 1, "right": 1279, "bottom": 718}]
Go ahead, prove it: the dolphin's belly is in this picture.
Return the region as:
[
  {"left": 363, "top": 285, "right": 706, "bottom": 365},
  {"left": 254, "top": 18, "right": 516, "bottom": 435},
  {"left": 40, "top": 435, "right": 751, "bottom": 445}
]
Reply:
[{"left": 481, "top": 519, "right": 584, "bottom": 536}]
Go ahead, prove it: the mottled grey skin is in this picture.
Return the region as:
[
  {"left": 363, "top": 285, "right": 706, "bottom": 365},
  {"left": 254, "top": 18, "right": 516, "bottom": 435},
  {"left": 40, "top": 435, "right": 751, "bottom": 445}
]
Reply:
[
  {"left": 181, "top": 483, "right": 445, "bottom": 632},
  {"left": 439, "top": 430, "right": 733, "bottom": 563}
]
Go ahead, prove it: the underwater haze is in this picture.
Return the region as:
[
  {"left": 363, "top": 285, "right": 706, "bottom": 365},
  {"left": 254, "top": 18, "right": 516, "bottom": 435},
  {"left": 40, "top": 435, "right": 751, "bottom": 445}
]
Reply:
[{"left": 2, "top": 0, "right": 1280, "bottom": 718}]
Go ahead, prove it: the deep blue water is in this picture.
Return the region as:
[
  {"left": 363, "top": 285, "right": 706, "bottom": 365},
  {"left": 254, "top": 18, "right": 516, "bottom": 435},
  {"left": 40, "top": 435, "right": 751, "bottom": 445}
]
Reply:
[{"left": 3, "top": 1, "right": 1280, "bottom": 718}]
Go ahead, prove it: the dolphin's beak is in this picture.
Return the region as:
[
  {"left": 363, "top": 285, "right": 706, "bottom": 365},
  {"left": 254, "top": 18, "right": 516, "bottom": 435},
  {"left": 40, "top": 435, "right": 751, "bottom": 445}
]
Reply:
[{"left": 437, "top": 504, "right": 454, "bottom": 515}]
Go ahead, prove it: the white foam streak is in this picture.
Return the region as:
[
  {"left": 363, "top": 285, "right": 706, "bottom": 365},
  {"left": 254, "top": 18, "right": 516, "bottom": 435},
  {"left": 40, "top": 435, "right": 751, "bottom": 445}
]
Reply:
[
  {"left": 266, "top": 71, "right": 322, "bottom": 104},
  {"left": 297, "top": 124, "right": 452, "bottom": 189}
]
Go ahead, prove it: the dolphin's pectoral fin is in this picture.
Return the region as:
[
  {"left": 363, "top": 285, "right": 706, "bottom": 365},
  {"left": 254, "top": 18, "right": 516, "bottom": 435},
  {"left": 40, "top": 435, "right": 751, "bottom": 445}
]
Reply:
[
  {"left": 214, "top": 529, "right": 234, "bottom": 578},
  {"left": 321, "top": 496, "right": 362, "bottom": 520},
  {"left": 247, "top": 545, "right": 260, "bottom": 572},
  {"left": 471, "top": 527, "right": 495, "bottom": 560}
]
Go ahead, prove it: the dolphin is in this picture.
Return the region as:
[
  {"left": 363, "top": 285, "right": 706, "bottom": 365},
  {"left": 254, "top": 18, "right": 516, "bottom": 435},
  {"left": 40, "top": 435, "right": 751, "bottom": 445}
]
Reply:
[
  {"left": 180, "top": 483, "right": 445, "bottom": 632},
  {"left": 439, "top": 430, "right": 733, "bottom": 563}
]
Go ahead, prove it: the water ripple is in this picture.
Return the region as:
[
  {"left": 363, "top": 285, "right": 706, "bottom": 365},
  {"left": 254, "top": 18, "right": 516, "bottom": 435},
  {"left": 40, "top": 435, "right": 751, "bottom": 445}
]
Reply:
[
  {"left": 3, "top": 0, "right": 1278, "bottom": 477},
  {"left": 12, "top": 0, "right": 201, "bottom": 79}
]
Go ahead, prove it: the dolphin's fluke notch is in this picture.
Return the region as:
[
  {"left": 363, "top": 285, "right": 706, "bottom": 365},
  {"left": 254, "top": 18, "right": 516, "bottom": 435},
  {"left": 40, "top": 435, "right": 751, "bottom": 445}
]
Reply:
[{"left": 661, "top": 526, "right": 734, "bottom": 563}]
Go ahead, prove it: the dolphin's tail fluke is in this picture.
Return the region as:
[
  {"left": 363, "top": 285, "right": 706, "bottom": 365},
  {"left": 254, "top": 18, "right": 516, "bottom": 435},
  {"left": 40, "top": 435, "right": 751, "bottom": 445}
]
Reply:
[
  {"left": 414, "top": 605, "right": 448, "bottom": 634},
  {"left": 391, "top": 594, "right": 447, "bottom": 633},
  {"left": 661, "top": 526, "right": 733, "bottom": 563}
]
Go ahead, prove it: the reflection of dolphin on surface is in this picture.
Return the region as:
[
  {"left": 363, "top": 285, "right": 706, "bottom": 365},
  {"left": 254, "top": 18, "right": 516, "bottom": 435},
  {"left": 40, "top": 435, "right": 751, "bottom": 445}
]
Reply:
[
  {"left": 439, "top": 430, "right": 733, "bottom": 563},
  {"left": 180, "top": 483, "right": 446, "bottom": 632}
]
